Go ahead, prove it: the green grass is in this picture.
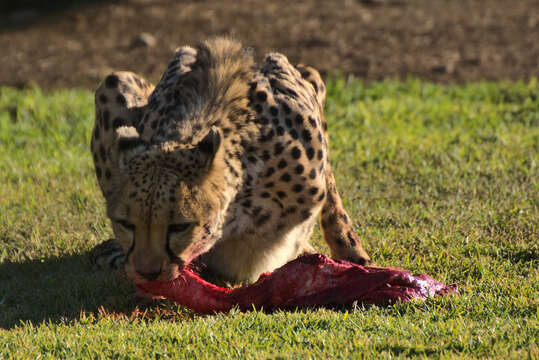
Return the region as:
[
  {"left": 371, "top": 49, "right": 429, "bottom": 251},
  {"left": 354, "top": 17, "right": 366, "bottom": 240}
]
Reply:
[{"left": 0, "top": 78, "right": 537, "bottom": 359}]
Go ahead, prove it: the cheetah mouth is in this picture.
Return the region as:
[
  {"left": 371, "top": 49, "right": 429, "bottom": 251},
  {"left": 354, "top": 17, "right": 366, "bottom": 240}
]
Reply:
[{"left": 164, "top": 254, "right": 204, "bottom": 282}]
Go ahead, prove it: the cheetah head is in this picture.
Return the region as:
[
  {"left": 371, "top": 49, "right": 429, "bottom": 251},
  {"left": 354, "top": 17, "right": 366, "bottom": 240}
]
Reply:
[{"left": 105, "top": 126, "right": 227, "bottom": 284}]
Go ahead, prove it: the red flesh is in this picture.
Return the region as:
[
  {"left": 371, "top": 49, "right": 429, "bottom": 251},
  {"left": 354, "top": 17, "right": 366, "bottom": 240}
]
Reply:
[{"left": 137, "top": 254, "right": 457, "bottom": 314}]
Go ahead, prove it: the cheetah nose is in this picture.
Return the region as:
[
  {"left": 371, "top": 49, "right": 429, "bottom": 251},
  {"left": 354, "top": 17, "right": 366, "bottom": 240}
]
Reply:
[{"left": 136, "top": 266, "right": 162, "bottom": 281}]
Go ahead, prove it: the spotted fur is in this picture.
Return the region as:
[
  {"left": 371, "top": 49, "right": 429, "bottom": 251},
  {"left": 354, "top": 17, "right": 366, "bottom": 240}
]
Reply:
[{"left": 90, "top": 38, "right": 370, "bottom": 284}]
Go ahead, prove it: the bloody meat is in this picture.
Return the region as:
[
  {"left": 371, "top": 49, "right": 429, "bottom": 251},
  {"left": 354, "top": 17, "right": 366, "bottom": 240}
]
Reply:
[{"left": 137, "top": 254, "right": 457, "bottom": 314}]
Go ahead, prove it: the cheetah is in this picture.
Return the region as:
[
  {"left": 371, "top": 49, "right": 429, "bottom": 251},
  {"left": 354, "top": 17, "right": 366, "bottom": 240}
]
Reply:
[{"left": 90, "top": 38, "right": 370, "bottom": 285}]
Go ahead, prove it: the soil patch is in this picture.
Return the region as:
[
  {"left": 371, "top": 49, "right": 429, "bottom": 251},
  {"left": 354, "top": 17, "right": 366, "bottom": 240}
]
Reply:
[{"left": 1, "top": 0, "right": 537, "bottom": 89}]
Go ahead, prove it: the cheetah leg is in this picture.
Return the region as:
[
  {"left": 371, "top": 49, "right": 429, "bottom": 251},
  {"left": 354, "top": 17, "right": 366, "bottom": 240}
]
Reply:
[
  {"left": 91, "top": 71, "right": 154, "bottom": 197},
  {"left": 90, "top": 72, "right": 154, "bottom": 270},
  {"left": 295, "top": 64, "right": 371, "bottom": 265},
  {"left": 320, "top": 166, "right": 371, "bottom": 265}
]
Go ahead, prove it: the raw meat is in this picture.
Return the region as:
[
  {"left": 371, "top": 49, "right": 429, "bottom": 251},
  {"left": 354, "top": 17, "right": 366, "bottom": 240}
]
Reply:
[{"left": 137, "top": 254, "right": 457, "bottom": 314}]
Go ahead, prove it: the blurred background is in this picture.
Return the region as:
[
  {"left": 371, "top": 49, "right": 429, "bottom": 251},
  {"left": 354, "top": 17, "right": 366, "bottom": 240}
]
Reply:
[{"left": 0, "top": 0, "right": 537, "bottom": 89}]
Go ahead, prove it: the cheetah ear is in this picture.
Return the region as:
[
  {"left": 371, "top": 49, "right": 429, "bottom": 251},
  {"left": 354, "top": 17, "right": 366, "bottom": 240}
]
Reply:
[
  {"left": 195, "top": 127, "right": 222, "bottom": 171},
  {"left": 115, "top": 126, "right": 149, "bottom": 169}
]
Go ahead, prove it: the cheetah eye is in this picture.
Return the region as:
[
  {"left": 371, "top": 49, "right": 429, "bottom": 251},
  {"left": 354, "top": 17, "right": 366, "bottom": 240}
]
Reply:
[{"left": 168, "top": 222, "right": 195, "bottom": 234}]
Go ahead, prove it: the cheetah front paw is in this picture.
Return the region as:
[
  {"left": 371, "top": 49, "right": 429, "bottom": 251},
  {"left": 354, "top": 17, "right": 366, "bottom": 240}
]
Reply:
[{"left": 90, "top": 238, "right": 126, "bottom": 270}]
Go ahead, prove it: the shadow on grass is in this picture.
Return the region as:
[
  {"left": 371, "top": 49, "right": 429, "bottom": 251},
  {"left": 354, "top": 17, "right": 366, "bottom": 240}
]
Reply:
[
  {"left": 0, "top": 253, "right": 134, "bottom": 329},
  {"left": 0, "top": 253, "right": 369, "bottom": 329}
]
